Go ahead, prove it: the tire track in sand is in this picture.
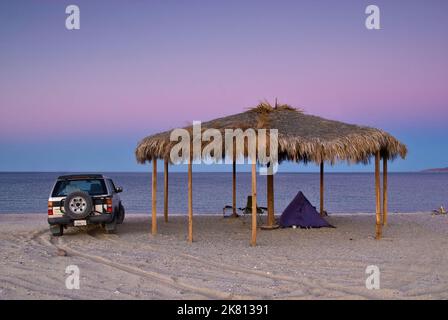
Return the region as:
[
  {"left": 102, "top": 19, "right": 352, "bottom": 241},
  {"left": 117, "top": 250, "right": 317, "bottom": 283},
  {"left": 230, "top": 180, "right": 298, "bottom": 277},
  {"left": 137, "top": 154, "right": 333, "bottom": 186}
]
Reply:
[
  {"left": 87, "top": 230, "right": 381, "bottom": 299},
  {"left": 33, "top": 227, "right": 419, "bottom": 299},
  {"left": 35, "top": 229, "right": 252, "bottom": 299}
]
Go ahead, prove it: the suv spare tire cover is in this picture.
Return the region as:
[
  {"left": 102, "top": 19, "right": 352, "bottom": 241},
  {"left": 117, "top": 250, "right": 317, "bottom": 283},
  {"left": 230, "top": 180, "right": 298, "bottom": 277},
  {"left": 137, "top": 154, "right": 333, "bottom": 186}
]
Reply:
[{"left": 64, "top": 191, "right": 93, "bottom": 219}]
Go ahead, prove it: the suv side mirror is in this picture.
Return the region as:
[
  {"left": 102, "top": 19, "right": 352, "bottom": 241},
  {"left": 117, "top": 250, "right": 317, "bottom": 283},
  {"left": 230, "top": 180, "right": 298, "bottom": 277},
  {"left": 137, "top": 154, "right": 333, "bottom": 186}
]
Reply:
[{"left": 116, "top": 187, "right": 123, "bottom": 193}]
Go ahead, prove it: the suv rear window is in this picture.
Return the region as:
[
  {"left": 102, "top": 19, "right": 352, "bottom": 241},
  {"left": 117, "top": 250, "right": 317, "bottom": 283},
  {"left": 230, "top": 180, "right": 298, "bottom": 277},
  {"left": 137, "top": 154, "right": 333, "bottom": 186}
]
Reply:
[{"left": 52, "top": 179, "right": 108, "bottom": 197}]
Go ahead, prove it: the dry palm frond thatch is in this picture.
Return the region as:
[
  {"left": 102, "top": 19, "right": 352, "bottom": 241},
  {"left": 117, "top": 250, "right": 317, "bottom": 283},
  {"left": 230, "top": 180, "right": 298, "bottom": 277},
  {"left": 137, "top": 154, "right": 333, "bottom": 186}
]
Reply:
[{"left": 135, "top": 102, "right": 407, "bottom": 165}]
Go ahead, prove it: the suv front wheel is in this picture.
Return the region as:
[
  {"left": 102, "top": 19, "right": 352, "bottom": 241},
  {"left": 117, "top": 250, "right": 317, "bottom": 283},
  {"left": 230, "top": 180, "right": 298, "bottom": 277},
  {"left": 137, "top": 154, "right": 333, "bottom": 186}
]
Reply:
[{"left": 116, "top": 204, "right": 125, "bottom": 224}]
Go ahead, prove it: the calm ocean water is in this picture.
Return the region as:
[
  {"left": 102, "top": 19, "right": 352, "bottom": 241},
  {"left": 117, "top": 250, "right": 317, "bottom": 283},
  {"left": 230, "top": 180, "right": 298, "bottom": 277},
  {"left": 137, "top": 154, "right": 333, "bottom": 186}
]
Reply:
[{"left": 0, "top": 172, "right": 447, "bottom": 214}]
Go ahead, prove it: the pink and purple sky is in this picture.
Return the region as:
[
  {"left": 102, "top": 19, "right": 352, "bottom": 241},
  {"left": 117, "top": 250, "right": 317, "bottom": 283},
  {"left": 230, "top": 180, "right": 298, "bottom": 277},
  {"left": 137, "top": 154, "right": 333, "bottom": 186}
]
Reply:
[{"left": 0, "top": 0, "right": 447, "bottom": 172}]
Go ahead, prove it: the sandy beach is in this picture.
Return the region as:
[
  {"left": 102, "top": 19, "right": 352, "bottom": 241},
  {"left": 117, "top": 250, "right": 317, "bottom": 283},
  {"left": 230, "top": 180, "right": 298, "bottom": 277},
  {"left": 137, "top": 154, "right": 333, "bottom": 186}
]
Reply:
[{"left": 0, "top": 213, "right": 447, "bottom": 300}]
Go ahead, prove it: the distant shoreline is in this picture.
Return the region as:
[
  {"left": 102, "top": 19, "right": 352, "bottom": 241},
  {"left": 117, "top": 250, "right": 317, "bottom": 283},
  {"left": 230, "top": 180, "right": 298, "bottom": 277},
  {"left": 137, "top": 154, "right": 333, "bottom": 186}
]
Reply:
[{"left": 421, "top": 167, "right": 448, "bottom": 173}]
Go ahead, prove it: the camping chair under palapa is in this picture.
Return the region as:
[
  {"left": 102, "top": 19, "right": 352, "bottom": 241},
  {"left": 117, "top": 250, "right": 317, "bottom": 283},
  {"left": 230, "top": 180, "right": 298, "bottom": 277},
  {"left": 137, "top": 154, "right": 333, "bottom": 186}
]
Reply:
[{"left": 223, "top": 196, "right": 267, "bottom": 223}]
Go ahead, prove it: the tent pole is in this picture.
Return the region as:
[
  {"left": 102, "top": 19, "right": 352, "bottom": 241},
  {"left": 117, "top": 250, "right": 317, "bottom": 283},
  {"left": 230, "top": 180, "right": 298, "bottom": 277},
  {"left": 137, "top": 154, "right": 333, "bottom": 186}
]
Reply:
[
  {"left": 251, "top": 162, "right": 257, "bottom": 246},
  {"left": 382, "top": 157, "right": 388, "bottom": 226},
  {"left": 188, "top": 154, "right": 193, "bottom": 243},
  {"left": 375, "top": 152, "right": 382, "bottom": 239},
  {"left": 151, "top": 159, "right": 157, "bottom": 235},
  {"left": 164, "top": 158, "right": 168, "bottom": 223},
  {"left": 320, "top": 161, "right": 324, "bottom": 216}
]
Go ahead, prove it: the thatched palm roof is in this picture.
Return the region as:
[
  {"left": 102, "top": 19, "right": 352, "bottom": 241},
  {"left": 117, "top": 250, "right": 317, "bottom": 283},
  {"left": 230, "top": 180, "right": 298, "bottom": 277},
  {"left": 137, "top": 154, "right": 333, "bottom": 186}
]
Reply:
[{"left": 135, "top": 102, "right": 407, "bottom": 165}]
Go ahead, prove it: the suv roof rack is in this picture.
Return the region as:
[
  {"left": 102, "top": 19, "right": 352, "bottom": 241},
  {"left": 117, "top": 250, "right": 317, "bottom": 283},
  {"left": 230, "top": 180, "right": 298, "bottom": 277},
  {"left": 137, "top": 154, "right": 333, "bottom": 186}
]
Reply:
[{"left": 57, "top": 174, "right": 106, "bottom": 180}]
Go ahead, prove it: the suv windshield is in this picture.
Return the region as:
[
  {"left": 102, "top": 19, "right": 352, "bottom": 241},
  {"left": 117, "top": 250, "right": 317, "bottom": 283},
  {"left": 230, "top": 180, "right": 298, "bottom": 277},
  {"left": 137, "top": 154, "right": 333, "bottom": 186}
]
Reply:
[{"left": 52, "top": 179, "right": 107, "bottom": 197}]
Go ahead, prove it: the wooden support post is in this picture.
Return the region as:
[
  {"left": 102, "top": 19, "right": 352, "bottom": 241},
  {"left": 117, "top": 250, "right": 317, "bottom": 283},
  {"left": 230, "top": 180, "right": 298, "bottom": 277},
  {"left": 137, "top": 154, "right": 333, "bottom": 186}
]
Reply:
[
  {"left": 320, "top": 161, "right": 324, "bottom": 216},
  {"left": 251, "top": 162, "right": 257, "bottom": 246},
  {"left": 151, "top": 159, "right": 157, "bottom": 235},
  {"left": 164, "top": 158, "right": 169, "bottom": 223},
  {"left": 382, "top": 158, "right": 388, "bottom": 226},
  {"left": 232, "top": 158, "right": 237, "bottom": 216},
  {"left": 188, "top": 156, "right": 193, "bottom": 243},
  {"left": 267, "top": 174, "right": 275, "bottom": 226},
  {"left": 375, "top": 152, "right": 382, "bottom": 239}
]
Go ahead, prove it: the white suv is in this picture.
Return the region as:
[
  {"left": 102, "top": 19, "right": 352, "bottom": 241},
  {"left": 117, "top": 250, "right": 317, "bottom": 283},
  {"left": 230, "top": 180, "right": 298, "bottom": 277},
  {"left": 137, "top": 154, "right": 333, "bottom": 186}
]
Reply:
[{"left": 48, "top": 174, "right": 125, "bottom": 236}]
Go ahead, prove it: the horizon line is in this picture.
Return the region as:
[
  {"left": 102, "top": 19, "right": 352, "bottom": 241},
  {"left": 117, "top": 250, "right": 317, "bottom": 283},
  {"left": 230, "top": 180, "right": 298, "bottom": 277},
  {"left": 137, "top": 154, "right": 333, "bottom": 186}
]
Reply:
[{"left": 0, "top": 170, "right": 441, "bottom": 174}]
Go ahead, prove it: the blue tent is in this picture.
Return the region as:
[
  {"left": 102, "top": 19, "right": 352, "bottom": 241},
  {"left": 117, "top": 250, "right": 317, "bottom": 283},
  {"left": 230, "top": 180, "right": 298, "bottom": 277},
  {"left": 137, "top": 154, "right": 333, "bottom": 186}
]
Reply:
[{"left": 279, "top": 191, "right": 333, "bottom": 228}]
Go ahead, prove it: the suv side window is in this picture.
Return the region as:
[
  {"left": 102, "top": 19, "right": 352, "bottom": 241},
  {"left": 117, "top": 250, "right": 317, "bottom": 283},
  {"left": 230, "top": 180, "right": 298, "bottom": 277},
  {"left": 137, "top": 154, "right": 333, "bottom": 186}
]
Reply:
[{"left": 107, "top": 179, "right": 117, "bottom": 193}]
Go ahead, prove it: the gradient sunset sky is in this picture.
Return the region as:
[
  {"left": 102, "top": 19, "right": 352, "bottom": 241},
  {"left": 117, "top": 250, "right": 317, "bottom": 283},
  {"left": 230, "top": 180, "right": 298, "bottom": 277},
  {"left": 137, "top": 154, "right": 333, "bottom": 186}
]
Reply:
[{"left": 0, "top": 0, "right": 447, "bottom": 172}]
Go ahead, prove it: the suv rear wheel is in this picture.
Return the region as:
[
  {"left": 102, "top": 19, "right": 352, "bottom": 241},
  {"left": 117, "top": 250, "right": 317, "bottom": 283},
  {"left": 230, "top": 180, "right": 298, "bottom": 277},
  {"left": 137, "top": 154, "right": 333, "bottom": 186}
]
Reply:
[
  {"left": 104, "top": 217, "right": 117, "bottom": 234},
  {"left": 50, "top": 225, "right": 63, "bottom": 236}
]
